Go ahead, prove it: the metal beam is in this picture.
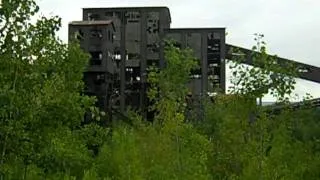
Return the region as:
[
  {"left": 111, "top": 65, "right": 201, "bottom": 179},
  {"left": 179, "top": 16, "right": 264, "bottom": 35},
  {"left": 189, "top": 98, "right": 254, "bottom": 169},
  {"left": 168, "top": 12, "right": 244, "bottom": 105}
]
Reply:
[
  {"left": 266, "top": 98, "right": 320, "bottom": 114},
  {"left": 120, "top": 12, "right": 126, "bottom": 113},
  {"left": 140, "top": 10, "right": 147, "bottom": 117},
  {"left": 226, "top": 44, "right": 320, "bottom": 84},
  {"left": 201, "top": 32, "right": 208, "bottom": 95}
]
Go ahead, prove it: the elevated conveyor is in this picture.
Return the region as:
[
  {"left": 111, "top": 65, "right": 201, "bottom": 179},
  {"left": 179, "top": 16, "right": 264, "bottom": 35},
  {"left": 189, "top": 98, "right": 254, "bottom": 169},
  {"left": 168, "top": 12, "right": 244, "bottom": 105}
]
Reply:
[{"left": 226, "top": 44, "right": 320, "bottom": 84}]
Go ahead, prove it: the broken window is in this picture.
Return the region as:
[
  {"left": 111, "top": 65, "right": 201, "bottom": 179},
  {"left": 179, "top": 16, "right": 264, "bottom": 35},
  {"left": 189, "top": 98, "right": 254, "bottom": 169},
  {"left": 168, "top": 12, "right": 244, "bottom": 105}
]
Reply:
[
  {"left": 90, "top": 51, "right": 103, "bottom": 65},
  {"left": 147, "top": 43, "right": 160, "bottom": 53},
  {"left": 207, "top": 44, "right": 220, "bottom": 53},
  {"left": 127, "top": 53, "right": 140, "bottom": 60},
  {"left": 208, "top": 74, "right": 220, "bottom": 82},
  {"left": 75, "top": 29, "right": 84, "bottom": 40},
  {"left": 94, "top": 74, "right": 105, "bottom": 85},
  {"left": 125, "top": 67, "right": 140, "bottom": 83},
  {"left": 107, "top": 30, "right": 111, "bottom": 40},
  {"left": 147, "top": 59, "right": 159, "bottom": 67},
  {"left": 112, "top": 34, "right": 115, "bottom": 43},
  {"left": 190, "top": 74, "right": 201, "bottom": 79},
  {"left": 126, "top": 12, "right": 140, "bottom": 23},
  {"left": 147, "top": 16, "right": 159, "bottom": 34},
  {"left": 90, "top": 28, "right": 103, "bottom": 38},
  {"left": 88, "top": 13, "right": 100, "bottom": 20},
  {"left": 208, "top": 63, "right": 219, "bottom": 68},
  {"left": 190, "top": 68, "right": 201, "bottom": 79},
  {"left": 87, "top": 13, "right": 92, "bottom": 20},
  {"left": 146, "top": 22, "right": 159, "bottom": 33},
  {"left": 207, "top": 33, "right": 214, "bottom": 40},
  {"left": 207, "top": 55, "right": 220, "bottom": 64},
  {"left": 208, "top": 63, "right": 221, "bottom": 76},
  {"left": 113, "top": 49, "right": 121, "bottom": 61}
]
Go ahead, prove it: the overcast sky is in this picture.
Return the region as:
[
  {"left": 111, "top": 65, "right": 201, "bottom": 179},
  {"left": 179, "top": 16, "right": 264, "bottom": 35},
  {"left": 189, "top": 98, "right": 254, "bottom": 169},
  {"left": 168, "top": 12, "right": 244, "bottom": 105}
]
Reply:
[{"left": 36, "top": 0, "right": 320, "bottom": 101}]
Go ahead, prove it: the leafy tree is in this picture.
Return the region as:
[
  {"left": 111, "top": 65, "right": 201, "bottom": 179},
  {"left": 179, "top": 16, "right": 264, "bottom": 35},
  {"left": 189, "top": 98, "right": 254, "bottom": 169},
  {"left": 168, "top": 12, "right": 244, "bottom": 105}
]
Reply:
[
  {"left": 0, "top": 0, "right": 319, "bottom": 178},
  {"left": 147, "top": 40, "right": 198, "bottom": 126},
  {"left": 92, "top": 41, "right": 211, "bottom": 179},
  {"left": 193, "top": 33, "right": 320, "bottom": 180},
  {"left": 228, "top": 33, "right": 298, "bottom": 103},
  {"left": 0, "top": 0, "right": 104, "bottom": 178}
]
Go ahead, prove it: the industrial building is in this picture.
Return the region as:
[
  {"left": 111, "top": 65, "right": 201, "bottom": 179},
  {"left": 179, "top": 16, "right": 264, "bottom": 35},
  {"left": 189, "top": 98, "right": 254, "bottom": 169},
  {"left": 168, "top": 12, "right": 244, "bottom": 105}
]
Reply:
[
  {"left": 164, "top": 28, "right": 226, "bottom": 95},
  {"left": 69, "top": 6, "right": 320, "bottom": 119}
]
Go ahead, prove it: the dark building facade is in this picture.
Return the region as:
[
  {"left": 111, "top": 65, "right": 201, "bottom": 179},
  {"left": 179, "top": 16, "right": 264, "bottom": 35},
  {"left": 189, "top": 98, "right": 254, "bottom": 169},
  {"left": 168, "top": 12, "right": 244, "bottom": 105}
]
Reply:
[
  {"left": 164, "top": 28, "right": 226, "bottom": 96},
  {"left": 69, "top": 20, "right": 116, "bottom": 111},
  {"left": 68, "top": 6, "right": 320, "bottom": 119},
  {"left": 70, "top": 7, "right": 173, "bottom": 115},
  {"left": 69, "top": 7, "right": 226, "bottom": 117}
]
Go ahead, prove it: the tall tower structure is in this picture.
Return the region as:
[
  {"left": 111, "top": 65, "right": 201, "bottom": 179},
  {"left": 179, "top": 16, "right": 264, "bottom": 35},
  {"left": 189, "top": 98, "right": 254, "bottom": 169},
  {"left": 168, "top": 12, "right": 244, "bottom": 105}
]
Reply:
[
  {"left": 68, "top": 20, "right": 116, "bottom": 116},
  {"left": 81, "top": 7, "right": 171, "bottom": 114},
  {"left": 69, "top": 6, "right": 320, "bottom": 121},
  {"left": 164, "top": 28, "right": 226, "bottom": 96}
]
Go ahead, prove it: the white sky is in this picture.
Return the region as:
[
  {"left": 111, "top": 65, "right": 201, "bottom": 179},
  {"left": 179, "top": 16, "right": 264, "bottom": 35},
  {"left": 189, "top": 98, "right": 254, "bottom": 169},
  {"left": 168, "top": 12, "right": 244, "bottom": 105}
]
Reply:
[{"left": 36, "top": 0, "right": 320, "bottom": 101}]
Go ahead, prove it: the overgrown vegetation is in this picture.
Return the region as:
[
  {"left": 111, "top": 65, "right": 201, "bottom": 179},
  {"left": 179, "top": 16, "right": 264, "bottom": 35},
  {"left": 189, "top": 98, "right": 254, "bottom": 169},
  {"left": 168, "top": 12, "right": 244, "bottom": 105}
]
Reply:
[{"left": 0, "top": 0, "right": 319, "bottom": 179}]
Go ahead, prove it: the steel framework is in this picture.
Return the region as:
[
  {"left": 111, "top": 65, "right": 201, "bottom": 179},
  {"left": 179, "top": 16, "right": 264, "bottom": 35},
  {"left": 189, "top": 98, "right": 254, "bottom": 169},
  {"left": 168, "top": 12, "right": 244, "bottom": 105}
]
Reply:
[{"left": 68, "top": 6, "right": 320, "bottom": 120}]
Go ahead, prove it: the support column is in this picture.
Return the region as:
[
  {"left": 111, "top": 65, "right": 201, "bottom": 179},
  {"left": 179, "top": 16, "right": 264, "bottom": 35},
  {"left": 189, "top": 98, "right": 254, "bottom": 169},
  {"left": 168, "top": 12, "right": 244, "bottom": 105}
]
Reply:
[
  {"left": 140, "top": 10, "right": 147, "bottom": 117},
  {"left": 120, "top": 11, "right": 126, "bottom": 113},
  {"left": 220, "top": 29, "right": 226, "bottom": 93},
  {"left": 201, "top": 32, "right": 208, "bottom": 96}
]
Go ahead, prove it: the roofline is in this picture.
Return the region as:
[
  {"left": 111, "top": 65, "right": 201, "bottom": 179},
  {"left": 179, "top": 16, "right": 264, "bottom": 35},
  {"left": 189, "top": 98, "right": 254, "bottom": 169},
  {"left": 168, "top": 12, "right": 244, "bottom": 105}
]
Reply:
[
  {"left": 82, "top": 6, "right": 170, "bottom": 10},
  {"left": 164, "top": 27, "right": 226, "bottom": 32},
  {"left": 69, "top": 20, "right": 116, "bottom": 31},
  {"left": 82, "top": 6, "right": 171, "bottom": 23},
  {"left": 69, "top": 20, "right": 113, "bottom": 25}
]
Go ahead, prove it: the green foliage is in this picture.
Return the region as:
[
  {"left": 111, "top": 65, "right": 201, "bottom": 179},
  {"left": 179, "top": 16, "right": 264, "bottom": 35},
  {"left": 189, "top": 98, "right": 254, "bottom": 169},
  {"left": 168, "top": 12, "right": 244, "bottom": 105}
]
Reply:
[
  {"left": 199, "top": 95, "right": 320, "bottom": 180},
  {"left": 0, "top": 0, "right": 101, "bottom": 178},
  {"left": 147, "top": 40, "right": 198, "bottom": 126},
  {"left": 0, "top": 0, "right": 319, "bottom": 179},
  {"left": 229, "top": 33, "right": 298, "bottom": 102},
  {"left": 90, "top": 40, "right": 211, "bottom": 179},
  {"left": 94, "top": 121, "right": 212, "bottom": 179}
]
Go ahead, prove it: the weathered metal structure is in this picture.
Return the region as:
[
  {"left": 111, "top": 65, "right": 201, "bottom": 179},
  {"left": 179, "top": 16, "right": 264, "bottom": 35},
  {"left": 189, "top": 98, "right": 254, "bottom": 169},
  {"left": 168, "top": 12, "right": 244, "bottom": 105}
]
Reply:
[
  {"left": 69, "top": 6, "right": 320, "bottom": 119},
  {"left": 225, "top": 44, "right": 320, "bottom": 84},
  {"left": 69, "top": 20, "right": 116, "bottom": 112},
  {"left": 70, "top": 7, "right": 171, "bottom": 115},
  {"left": 164, "top": 28, "right": 226, "bottom": 96}
]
